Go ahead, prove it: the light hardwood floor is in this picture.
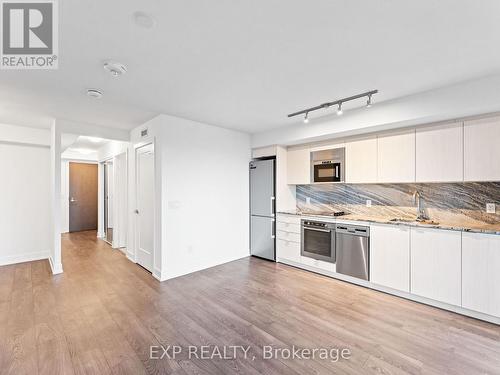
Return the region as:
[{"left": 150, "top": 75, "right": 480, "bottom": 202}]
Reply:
[{"left": 1, "top": 231, "right": 500, "bottom": 374}]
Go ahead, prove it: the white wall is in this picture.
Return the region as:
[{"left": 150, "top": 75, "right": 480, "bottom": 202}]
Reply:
[
  {"left": 0, "top": 140, "right": 51, "bottom": 266},
  {"left": 130, "top": 114, "right": 251, "bottom": 281},
  {"left": 0, "top": 123, "right": 50, "bottom": 146}
]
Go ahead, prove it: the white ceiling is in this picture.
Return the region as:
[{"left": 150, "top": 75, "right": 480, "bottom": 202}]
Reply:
[
  {"left": 1, "top": 0, "right": 500, "bottom": 133},
  {"left": 63, "top": 135, "right": 111, "bottom": 153}
]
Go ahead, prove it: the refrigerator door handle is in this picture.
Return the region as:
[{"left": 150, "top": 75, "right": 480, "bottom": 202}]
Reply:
[
  {"left": 331, "top": 229, "right": 336, "bottom": 263},
  {"left": 271, "top": 219, "right": 276, "bottom": 239},
  {"left": 270, "top": 196, "right": 275, "bottom": 215}
]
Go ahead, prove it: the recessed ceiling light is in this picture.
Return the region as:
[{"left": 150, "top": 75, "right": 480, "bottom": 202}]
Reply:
[
  {"left": 133, "top": 11, "right": 155, "bottom": 29},
  {"left": 103, "top": 61, "right": 127, "bottom": 77},
  {"left": 86, "top": 88, "right": 103, "bottom": 99}
]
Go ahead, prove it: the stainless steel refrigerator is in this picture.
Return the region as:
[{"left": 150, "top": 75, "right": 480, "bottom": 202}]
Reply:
[{"left": 250, "top": 159, "right": 276, "bottom": 261}]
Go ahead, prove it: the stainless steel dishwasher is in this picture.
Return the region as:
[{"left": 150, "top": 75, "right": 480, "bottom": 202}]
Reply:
[{"left": 335, "top": 224, "right": 370, "bottom": 281}]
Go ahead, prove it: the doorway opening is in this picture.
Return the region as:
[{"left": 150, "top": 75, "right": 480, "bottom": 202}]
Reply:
[{"left": 61, "top": 134, "right": 129, "bottom": 253}]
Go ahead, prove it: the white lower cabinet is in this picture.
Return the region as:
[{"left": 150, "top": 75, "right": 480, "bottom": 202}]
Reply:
[
  {"left": 410, "top": 228, "right": 462, "bottom": 306},
  {"left": 276, "top": 215, "right": 301, "bottom": 262},
  {"left": 276, "top": 239, "right": 300, "bottom": 262},
  {"left": 370, "top": 224, "right": 410, "bottom": 292},
  {"left": 462, "top": 233, "right": 500, "bottom": 317}
]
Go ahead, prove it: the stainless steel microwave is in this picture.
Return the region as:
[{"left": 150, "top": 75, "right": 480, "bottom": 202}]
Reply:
[{"left": 311, "top": 148, "right": 345, "bottom": 183}]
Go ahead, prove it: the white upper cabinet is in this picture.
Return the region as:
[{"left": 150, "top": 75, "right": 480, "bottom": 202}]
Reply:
[
  {"left": 345, "top": 135, "right": 377, "bottom": 183},
  {"left": 370, "top": 224, "right": 410, "bottom": 292},
  {"left": 462, "top": 233, "right": 500, "bottom": 318},
  {"left": 252, "top": 146, "right": 276, "bottom": 158},
  {"left": 464, "top": 116, "right": 500, "bottom": 181},
  {"left": 410, "top": 227, "right": 462, "bottom": 306},
  {"left": 287, "top": 147, "right": 310, "bottom": 185},
  {"left": 377, "top": 129, "right": 415, "bottom": 183},
  {"left": 415, "top": 122, "right": 463, "bottom": 182}
]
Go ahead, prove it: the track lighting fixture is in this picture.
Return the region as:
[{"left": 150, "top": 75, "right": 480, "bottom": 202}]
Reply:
[
  {"left": 337, "top": 103, "right": 343, "bottom": 116},
  {"left": 304, "top": 112, "right": 309, "bottom": 123},
  {"left": 287, "top": 89, "right": 378, "bottom": 120}
]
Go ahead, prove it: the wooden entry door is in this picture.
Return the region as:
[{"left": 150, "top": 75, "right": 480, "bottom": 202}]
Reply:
[{"left": 69, "top": 163, "right": 98, "bottom": 232}]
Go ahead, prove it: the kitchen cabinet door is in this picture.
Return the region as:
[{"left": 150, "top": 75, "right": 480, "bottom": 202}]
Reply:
[
  {"left": 345, "top": 136, "right": 377, "bottom": 183},
  {"left": 410, "top": 228, "right": 461, "bottom": 306},
  {"left": 252, "top": 146, "right": 276, "bottom": 158},
  {"left": 464, "top": 116, "right": 500, "bottom": 181},
  {"left": 287, "top": 147, "right": 310, "bottom": 185},
  {"left": 462, "top": 233, "right": 500, "bottom": 317},
  {"left": 415, "top": 121, "right": 463, "bottom": 182},
  {"left": 370, "top": 224, "right": 410, "bottom": 292},
  {"left": 276, "top": 239, "right": 300, "bottom": 262},
  {"left": 377, "top": 129, "right": 415, "bottom": 183}
]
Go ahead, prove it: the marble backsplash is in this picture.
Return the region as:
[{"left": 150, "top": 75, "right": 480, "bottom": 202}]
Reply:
[{"left": 296, "top": 183, "right": 500, "bottom": 227}]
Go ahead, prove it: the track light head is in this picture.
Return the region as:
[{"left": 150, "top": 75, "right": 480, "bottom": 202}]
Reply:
[
  {"left": 366, "top": 94, "right": 372, "bottom": 108},
  {"left": 304, "top": 112, "right": 309, "bottom": 124},
  {"left": 337, "top": 103, "right": 343, "bottom": 116}
]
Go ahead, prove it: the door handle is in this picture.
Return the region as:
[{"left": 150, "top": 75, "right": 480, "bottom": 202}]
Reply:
[
  {"left": 270, "top": 196, "right": 275, "bottom": 215},
  {"left": 134, "top": 209, "right": 139, "bottom": 214},
  {"left": 271, "top": 219, "right": 275, "bottom": 239},
  {"left": 70, "top": 197, "right": 77, "bottom": 203}
]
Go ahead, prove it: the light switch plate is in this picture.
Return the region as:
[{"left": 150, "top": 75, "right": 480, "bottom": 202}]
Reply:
[
  {"left": 366, "top": 200, "right": 372, "bottom": 207},
  {"left": 306, "top": 197, "right": 311, "bottom": 205},
  {"left": 486, "top": 203, "right": 496, "bottom": 214}
]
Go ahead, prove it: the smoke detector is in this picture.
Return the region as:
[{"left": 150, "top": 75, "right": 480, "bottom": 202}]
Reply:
[
  {"left": 86, "top": 88, "right": 103, "bottom": 99},
  {"left": 103, "top": 61, "right": 127, "bottom": 77}
]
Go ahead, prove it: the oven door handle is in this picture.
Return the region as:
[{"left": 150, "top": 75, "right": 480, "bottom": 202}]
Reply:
[{"left": 303, "top": 227, "right": 331, "bottom": 233}]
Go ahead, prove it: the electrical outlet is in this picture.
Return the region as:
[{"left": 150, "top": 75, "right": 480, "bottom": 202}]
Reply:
[
  {"left": 486, "top": 203, "right": 496, "bottom": 214},
  {"left": 366, "top": 200, "right": 372, "bottom": 207}
]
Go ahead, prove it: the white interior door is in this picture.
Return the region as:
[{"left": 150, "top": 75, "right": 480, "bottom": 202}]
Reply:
[
  {"left": 136, "top": 144, "right": 155, "bottom": 272},
  {"left": 115, "top": 152, "right": 128, "bottom": 248}
]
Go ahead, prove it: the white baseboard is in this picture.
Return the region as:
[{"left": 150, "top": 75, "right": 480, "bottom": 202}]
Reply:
[
  {"left": 48, "top": 256, "right": 63, "bottom": 274},
  {"left": 0, "top": 251, "right": 49, "bottom": 267}
]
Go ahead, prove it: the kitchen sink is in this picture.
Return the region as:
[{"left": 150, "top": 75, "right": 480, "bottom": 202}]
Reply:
[{"left": 389, "top": 218, "right": 440, "bottom": 226}]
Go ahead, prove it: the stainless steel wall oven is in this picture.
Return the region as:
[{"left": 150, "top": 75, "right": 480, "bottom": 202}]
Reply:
[{"left": 301, "top": 220, "right": 336, "bottom": 263}]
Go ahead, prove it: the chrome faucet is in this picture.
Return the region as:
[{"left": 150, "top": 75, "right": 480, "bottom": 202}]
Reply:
[{"left": 413, "top": 190, "right": 429, "bottom": 221}]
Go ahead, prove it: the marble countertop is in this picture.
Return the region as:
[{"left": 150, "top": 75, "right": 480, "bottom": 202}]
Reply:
[{"left": 277, "top": 211, "right": 500, "bottom": 235}]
